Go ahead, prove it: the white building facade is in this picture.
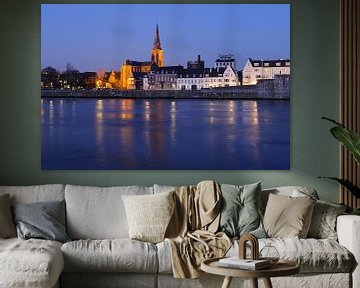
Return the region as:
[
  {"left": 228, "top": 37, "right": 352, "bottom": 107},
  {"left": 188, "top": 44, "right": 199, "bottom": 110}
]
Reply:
[
  {"left": 242, "top": 58, "right": 291, "bottom": 85},
  {"left": 177, "top": 65, "right": 239, "bottom": 90}
]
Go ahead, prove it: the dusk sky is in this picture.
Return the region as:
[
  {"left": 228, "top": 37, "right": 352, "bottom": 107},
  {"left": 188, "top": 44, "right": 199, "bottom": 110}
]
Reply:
[{"left": 41, "top": 4, "right": 290, "bottom": 72}]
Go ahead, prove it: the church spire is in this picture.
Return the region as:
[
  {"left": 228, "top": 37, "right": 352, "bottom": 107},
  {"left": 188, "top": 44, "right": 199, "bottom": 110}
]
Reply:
[
  {"left": 151, "top": 24, "right": 164, "bottom": 67},
  {"left": 153, "top": 24, "right": 161, "bottom": 50}
]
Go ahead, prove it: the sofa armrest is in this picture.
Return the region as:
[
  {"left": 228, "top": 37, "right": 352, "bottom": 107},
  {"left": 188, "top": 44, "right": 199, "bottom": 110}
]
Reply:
[{"left": 337, "top": 215, "right": 360, "bottom": 288}]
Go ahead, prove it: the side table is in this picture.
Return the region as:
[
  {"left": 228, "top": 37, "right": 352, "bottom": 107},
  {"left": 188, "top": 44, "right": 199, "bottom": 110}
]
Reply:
[{"left": 201, "top": 257, "right": 300, "bottom": 288}]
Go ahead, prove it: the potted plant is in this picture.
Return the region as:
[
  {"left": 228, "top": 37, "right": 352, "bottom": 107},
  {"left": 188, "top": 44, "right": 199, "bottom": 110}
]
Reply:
[{"left": 320, "top": 117, "right": 360, "bottom": 215}]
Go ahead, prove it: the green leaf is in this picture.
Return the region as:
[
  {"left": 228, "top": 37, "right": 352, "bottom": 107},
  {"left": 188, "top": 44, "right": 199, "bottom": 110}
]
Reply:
[
  {"left": 318, "top": 177, "right": 360, "bottom": 199},
  {"left": 322, "top": 117, "right": 360, "bottom": 165},
  {"left": 330, "top": 127, "right": 360, "bottom": 165}
]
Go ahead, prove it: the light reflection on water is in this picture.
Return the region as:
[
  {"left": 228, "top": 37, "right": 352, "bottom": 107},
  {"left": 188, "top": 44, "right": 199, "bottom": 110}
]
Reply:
[{"left": 41, "top": 97, "right": 289, "bottom": 170}]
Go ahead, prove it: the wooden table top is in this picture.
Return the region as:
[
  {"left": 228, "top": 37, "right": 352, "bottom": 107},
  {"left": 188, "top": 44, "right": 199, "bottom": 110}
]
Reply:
[{"left": 201, "top": 257, "right": 300, "bottom": 278}]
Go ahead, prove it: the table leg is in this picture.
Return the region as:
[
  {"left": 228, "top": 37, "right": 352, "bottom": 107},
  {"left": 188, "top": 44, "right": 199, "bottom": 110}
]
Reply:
[
  {"left": 251, "top": 278, "right": 258, "bottom": 288},
  {"left": 263, "top": 277, "right": 273, "bottom": 288},
  {"left": 221, "top": 276, "right": 233, "bottom": 288}
]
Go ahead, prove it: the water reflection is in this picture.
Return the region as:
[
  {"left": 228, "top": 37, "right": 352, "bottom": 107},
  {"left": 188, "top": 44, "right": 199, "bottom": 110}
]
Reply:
[{"left": 41, "top": 98, "right": 290, "bottom": 170}]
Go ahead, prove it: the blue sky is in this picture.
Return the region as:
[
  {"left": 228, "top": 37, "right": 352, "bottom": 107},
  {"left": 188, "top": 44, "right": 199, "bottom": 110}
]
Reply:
[{"left": 41, "top": 4, "right": 290, "bottom": 72}]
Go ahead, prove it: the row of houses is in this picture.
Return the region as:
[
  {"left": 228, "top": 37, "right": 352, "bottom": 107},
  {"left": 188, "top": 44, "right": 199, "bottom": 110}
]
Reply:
[{"left": 41, "top": 56, "right": 290, "bottom": 91}]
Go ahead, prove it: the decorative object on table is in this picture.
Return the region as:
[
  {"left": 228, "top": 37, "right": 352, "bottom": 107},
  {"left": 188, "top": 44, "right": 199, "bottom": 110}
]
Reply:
[
  {"left": 319, "top": 117, "right": 360, "bottom": 212},
  {"left": 217, "top": 234, "right": 271, "bottom": 271},
  {"left": 259, "top": 245, "right": 280, "bottom": 265},
  {"left": 238, "top": 234, "right": 260, "bottom": 260}
]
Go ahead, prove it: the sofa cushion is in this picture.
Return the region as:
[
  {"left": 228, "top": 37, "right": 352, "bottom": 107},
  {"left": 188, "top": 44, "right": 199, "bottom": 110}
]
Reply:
[
  {"left": 122, "top": 191, "right": 175, "bottom": 243},
  {"left": 65, "top": 185, "right": 153, "bottom": 239},
  {"left": 12, "top": 200, "right": 70, "bottom": 243},
  {"left": 157, "top": 238, "right": 353, "bottom": 274},
  {"left": 263, "top": 194, "right": 316, "bottom": 238},
  {"left": 307, "top": 200, "right": 347, "bottom": 240},
  {"left": 261, "top": 186, "right": 319, "bottom": 213},
  {"left": 0, "top": 238, "right": 64, "bottom": 288},
  {"left": 61, "top": 239, "right": 158, "bottom": 273},
  {"left": 0, "top": 194, "right": 16, "bottom": 238},
  {"left": 218, "top": 182, "right": 266, "bottom": 238},
  {"left": 0, "top": 184, "right": 65, "bottom": 204}
]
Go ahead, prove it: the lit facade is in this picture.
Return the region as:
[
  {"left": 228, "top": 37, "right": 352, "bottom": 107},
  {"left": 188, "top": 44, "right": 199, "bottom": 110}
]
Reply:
[
  {"left": 215, "top": 54, "right": 236, "bottom": 70},
  {"left": 119, "top": 25, "right": 164, "bottom": 90},
  {"left": 242, "top": 58, "right": 291, "bottom": 85},
  {"left": 177, "top": 65, "right": 239, "bottom": 90}
]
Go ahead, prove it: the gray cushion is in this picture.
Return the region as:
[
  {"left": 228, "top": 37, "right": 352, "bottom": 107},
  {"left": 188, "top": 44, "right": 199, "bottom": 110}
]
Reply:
[
  {"left": 307, "top": 200, "right": 347, "bottom": 240},
  {"left": 0, "top": 194, "right": 16, "bottom": 238},
  {"left": 12, "top": 200, "right": 70, "bottom": 243},
  {"left": 61, "top": 239, "right": 158, "bottom": 273},
  {"left": 218, "top": 182, "right": 266, "bottom": 238},
  {"left": 0, "top": 238, "right": 64, "bottom": 288},
  {"left": 65, "top": 185, "right": 153, "bottom": 239}
]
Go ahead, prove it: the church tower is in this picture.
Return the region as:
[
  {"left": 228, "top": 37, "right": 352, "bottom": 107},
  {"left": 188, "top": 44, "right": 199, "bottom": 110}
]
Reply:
[{"left": 151, "top": 24, "right": 164, "bottom": 67}]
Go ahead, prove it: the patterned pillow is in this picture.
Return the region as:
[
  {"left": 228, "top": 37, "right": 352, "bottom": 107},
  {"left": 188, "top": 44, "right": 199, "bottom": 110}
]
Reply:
[
  {"left": 122, "top": 191, "right": 175, "bottom": 243},
  {"left": 307, "top": 200, "right": 347, "bottom": 240},
  {"left": 218, "top": 182, "right": 266, "bottom": 238}
]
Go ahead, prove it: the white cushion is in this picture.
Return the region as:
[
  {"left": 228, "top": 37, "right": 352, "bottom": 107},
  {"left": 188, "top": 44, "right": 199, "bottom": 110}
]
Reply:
[
  {"left": 122, "top": 191, "right": 175, "bottom": 243},
  {"left": 0, "top": 238, "right": 63, "bottom": 288},
  {"left": 65, "top": 185, "right": 153, "bottom": 239},
  {"left": 61, "top": 239, "right": 158, "bottom": 273},
  {"left": 0, "top": 184, "right": 65, "bottom": 204}
]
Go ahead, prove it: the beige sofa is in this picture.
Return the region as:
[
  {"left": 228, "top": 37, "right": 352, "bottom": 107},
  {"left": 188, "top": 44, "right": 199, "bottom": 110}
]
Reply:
[{"left": 0, "top": 184, "right": 359, "bottom": 288}]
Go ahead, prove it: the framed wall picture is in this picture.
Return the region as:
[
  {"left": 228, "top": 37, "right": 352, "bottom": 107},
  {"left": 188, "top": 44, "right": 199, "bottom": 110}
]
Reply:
[{"left": 41, "top": 4, "right": 290, "bottom": 170}]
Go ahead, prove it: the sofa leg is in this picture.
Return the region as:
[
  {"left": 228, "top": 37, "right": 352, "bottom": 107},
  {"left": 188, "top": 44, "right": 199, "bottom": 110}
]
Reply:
[{"left": 251, "top": 278, "right": 258, "bottom": 288}]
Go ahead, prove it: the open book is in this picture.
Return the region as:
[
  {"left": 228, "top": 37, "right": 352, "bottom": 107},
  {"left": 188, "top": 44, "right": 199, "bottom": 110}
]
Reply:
[{"left": 218, "top": 257, "right": 271, "bottom": 270}]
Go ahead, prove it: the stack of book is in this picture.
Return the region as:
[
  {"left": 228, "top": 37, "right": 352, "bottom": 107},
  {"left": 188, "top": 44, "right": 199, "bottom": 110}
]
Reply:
[{"left": 218, "top": 257, "right": 271, "bottom": 270}]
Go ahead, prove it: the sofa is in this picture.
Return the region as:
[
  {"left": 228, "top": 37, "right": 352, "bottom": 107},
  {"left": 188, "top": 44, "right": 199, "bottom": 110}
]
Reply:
[{"left": 0, "top": 183, "right": 359, "bottom": 288}]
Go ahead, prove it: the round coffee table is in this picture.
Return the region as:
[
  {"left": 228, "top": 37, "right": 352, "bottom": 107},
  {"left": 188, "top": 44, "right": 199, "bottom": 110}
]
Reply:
[{"left": 201, "top": 257, "right": 300, "bottom": 288}]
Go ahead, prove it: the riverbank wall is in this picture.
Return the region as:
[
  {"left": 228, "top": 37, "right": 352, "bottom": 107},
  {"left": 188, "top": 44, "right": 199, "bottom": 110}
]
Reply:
[{"left": 41, "top": 75, "right": 290, "bottom": 100}]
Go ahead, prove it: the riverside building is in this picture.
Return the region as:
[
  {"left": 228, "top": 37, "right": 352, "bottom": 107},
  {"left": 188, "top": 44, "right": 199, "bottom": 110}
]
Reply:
[{"left": 242, "top": 58, "right": 291, "bottom": 85}]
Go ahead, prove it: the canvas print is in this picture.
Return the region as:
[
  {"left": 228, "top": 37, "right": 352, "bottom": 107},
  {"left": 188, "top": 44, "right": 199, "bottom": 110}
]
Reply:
[{"left": 41, "top": 4, "right": 290, "bottom": 170}]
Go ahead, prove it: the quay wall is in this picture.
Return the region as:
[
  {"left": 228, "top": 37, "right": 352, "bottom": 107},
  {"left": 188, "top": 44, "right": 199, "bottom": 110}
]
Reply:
[{"left": 41, "top": 75, "right": 290, "bottom": 100}]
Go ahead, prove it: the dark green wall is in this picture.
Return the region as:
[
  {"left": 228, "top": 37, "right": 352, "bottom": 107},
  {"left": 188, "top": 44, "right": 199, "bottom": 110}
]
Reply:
[{"left": 0, "top": 0, "right": 340, "bottom": 202}]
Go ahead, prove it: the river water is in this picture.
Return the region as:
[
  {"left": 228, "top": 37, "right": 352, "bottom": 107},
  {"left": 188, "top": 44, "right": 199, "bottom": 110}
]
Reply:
[{"left": 41, "top": 98, "right": 290, "bottom": 170}]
